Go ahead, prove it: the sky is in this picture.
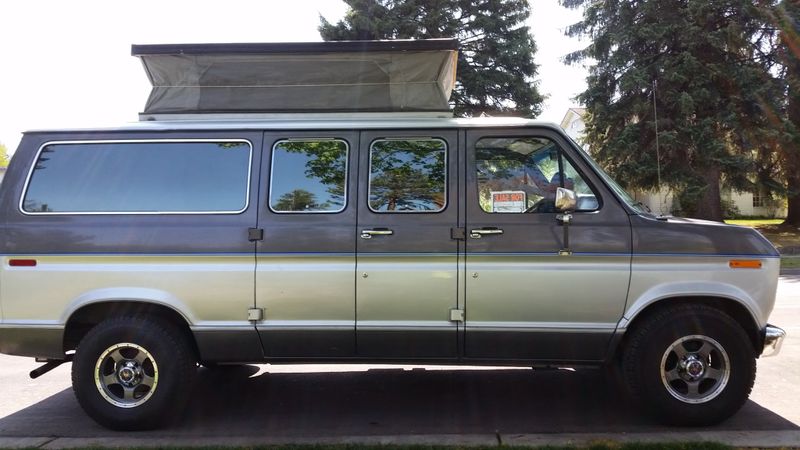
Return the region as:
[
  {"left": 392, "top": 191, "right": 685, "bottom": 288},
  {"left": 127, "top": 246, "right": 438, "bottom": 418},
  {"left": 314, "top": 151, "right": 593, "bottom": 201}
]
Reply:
[{"left": 0, "top": 0, "right": 588, "bottom": 153}]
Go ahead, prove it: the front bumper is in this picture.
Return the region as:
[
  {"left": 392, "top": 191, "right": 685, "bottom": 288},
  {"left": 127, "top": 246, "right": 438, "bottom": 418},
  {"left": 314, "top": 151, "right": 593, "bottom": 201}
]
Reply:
[{"left": 762, "top": 324, "right": 786, "bottom": 357}]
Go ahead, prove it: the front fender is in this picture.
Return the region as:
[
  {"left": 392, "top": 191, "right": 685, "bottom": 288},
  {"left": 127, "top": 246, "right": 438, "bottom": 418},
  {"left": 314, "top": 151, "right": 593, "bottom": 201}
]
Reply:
[
  {"left": 619, "top": 256, "right": 780, "bottom": 330},
  {"left": 619, "top": 280, "right": 759, "bottom": 329}
]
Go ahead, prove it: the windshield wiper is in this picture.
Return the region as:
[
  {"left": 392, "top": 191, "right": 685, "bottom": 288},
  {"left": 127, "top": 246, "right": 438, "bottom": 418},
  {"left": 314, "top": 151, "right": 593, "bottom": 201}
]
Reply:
[{"left": 632, "top": 200, "right": 652, "bottom": 213}]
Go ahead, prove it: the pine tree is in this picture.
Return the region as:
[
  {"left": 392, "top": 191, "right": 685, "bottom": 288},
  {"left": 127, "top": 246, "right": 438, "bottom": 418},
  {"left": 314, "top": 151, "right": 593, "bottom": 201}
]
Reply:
[
  {"left": 562, "top": 0, "right": 777, "bottom": 221},
  {"left": 774, "top": 0, "right": 800, "bottom": 225},
  {"left": 319, "top": 0, "right": 544, "bottom": 118}
]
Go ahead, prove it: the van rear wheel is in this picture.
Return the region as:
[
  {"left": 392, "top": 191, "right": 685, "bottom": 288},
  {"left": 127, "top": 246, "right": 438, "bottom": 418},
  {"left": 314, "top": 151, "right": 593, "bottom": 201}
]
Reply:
[
  {"left": 72, "top": 316, "right": 196, "bottom": 430},
  {"left": 622, "top": 304, "right": 756, "bottom": 426}
]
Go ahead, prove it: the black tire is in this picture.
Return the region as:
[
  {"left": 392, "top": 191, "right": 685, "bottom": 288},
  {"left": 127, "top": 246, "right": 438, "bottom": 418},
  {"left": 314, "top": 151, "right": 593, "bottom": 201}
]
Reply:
[
  {"left": 72, "top": 316, "right": 196, "bottom": 430},
  {"left": 622, "top": 304, "right": 756, "bottom": 426}
]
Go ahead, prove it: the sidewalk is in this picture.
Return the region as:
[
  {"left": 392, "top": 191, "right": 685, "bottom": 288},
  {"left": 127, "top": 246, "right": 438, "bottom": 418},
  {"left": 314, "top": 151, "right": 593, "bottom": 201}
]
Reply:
[{"left": 3, "top": 430, "right": 800, "bottom": 449}]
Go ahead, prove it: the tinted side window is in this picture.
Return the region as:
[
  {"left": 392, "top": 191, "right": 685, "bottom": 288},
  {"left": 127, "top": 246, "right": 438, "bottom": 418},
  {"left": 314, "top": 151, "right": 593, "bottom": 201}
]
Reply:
[
  {"left": 368, "top": 139, "right": 447, "bottom": 213},
  {"left": 269, "top": 140, "right": 348, "bottom": 213},
  {"left": 475, "top": 137, "right": 598, "bottom": 213},
  {"left": 22, "top": 141, "right": 251, "bottom": 214}
]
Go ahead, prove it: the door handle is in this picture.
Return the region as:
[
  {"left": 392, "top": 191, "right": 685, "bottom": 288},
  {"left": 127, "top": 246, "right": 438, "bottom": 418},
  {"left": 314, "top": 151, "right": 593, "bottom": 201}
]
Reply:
[
  {"left": 361, "top": 228, "right": 394, "bottom": 239},
  {"left": 469, "top": 228, "right": 504, "bottom": 239}
]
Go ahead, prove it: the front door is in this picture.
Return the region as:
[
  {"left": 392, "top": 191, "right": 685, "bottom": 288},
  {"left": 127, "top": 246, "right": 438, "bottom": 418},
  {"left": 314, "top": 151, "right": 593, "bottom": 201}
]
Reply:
[
  {"left": 464, "top": 128, "right": 632, "bottom": 362},
  {"left": 355, "top": 130, "right": 460, "bottom": 358}
]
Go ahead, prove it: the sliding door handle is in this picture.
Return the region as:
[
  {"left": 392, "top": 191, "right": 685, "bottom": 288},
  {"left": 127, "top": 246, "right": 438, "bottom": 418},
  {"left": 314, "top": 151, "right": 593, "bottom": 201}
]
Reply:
[
  {"left": 361, "top": 228, "right": 394, "bottom": 239},
  {"left": 469, "top": 228, "right": 504, "bottom": 239}
]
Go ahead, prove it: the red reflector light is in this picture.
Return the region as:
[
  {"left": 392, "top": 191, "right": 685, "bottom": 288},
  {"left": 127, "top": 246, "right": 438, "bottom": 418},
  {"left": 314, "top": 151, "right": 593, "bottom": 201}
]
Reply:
[{"left": 9, "top": 259, "right": 37, "bottom": 267}]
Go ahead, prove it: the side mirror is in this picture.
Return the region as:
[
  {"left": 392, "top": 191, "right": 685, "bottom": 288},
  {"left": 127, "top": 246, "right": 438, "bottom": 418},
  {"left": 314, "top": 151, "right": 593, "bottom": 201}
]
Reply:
[
  {"left": 555, "top": 187, "right": 576, "bottom": 257},
  {"left": 555, "top": 187, "right": 577, "bottom": 212}
]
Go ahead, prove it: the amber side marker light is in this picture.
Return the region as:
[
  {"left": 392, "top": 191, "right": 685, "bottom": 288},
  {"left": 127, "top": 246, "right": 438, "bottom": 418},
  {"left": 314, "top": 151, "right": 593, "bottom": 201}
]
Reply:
[
  {"left": 729, "top": 260, "right": 762, "bottom": 269},
  {"left": 9, "top": 259, "right": 37, "bottom": 267}
]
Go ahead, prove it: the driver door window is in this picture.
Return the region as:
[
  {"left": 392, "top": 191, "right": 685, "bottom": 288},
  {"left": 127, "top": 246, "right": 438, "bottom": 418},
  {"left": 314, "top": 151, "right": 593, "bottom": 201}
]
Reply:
[{"left": 475, "top": 137, "right": 598, "bottom": 213}]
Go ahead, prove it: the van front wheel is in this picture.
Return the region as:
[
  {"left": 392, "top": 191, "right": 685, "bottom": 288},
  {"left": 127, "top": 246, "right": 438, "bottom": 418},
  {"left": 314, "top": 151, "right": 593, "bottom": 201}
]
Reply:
[
  {"left": 72, "top": 316, "right": 196, "bottom": 430},
  {"left": 622, "top": 304, "right": 756, "bottom": 426}
]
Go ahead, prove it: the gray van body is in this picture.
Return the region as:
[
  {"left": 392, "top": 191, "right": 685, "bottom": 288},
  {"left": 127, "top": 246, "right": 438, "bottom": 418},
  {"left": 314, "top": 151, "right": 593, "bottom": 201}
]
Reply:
[{"left": 0, "top": 117, "right": 781, "bottom": 367}]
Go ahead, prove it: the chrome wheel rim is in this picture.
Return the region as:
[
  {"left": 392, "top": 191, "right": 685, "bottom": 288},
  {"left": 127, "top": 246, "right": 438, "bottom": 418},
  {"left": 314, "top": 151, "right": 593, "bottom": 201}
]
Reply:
[
  {"left": 94, "top": 343, "right": 158, "bottom": 408},
  {"left": 660, "top": 334, "right": 730, "bottom": 404}
]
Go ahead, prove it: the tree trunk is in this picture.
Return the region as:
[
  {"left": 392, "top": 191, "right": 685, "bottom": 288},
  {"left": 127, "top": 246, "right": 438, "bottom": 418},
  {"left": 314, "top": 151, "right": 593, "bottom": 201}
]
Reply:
[
  {"left": 786, "top": 85, "right": 800, "bottom": 225},
  {"left": 787, "top": 171, "right": 800, "bottom": 225},
  {"left": 784, "top": 187, "right": 800, "bottom": 226},
  {"left": 785, "top": 33, "right": 800, "bottom": 225},
  {"left": 693, "top": 166, "right": 724, "bottom": 222}
]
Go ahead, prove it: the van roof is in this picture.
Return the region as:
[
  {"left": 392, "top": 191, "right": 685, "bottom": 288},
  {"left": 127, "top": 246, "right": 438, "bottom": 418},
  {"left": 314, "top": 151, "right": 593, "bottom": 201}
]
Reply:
[{"left": 24, "top": 116, "right": 563, "bottom": 134}]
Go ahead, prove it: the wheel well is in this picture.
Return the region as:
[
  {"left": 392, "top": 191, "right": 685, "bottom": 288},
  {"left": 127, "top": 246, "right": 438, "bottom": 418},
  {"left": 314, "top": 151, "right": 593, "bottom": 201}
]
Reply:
[
  {"left": 615, "top": 296, "right": 761, "bottom": 358},
  {"left": 63, "top": 301, "right": 199, "bottom": 360}
]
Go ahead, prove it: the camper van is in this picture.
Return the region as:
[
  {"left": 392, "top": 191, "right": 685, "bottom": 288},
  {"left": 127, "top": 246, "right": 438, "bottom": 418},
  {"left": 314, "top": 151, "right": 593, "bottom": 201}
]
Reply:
[{"left": 0, "top": 39, "right": 786, "bottom": 430}]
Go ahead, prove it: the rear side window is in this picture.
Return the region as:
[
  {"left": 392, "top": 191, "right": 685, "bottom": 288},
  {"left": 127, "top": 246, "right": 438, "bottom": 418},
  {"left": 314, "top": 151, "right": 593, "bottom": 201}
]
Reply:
[
  {"left": 368, "top": 138, "right": 447, "bottom": 212},
  {"left": 269, "top": 139, "right": 348, "bottom": 213},
  {"left": 22, "top": 140, "right": 251, "bottom": 214}
]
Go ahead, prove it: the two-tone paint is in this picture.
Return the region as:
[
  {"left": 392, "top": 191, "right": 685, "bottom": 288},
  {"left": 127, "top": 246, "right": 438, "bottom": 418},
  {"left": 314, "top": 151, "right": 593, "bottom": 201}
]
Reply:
[{"left": 0, "top": 118, "right": 783, "bottom": 365}]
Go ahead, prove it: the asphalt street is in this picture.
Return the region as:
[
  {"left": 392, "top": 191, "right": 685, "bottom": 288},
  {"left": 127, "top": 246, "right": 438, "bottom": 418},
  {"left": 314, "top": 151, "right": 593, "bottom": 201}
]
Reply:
[{"left": 0, "top": 276, "right": 798, "bottom": 446}]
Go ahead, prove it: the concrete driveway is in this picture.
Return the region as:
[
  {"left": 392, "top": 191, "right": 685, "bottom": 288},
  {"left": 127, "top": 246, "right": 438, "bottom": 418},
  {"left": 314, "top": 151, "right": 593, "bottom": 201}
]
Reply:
[{"left": 1, "top": 276, "right": 798, "bottom": 448}]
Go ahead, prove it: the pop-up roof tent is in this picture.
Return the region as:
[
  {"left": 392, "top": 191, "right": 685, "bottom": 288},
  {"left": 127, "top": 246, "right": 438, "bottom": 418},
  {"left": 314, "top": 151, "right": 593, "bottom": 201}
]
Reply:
[{"left": 132, "top": 39, "right": 459, "bottom": 119}]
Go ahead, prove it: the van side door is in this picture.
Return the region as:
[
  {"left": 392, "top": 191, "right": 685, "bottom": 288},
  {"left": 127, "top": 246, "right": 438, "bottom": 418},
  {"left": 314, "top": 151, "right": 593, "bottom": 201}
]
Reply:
[
  {"left": 464, "top": 128, "right": 632, "bottom": 361},
  {"left": 355, "top": 130, "right": 460, "bottom": 358},
  {"left": 255, "top": 132, "right": 358, "bottom": 357}
]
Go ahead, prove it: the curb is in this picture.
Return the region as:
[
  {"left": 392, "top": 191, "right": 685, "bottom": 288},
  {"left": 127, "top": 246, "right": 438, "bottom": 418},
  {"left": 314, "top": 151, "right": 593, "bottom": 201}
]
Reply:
[{"left": 3, "top": 431, "right": 800, "bottom": 449}]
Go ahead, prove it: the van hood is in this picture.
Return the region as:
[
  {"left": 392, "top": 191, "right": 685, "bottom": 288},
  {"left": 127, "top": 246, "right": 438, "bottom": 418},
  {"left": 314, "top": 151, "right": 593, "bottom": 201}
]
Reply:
[{"left": 631, "top": 215, "right": 780, "bottom": 257}]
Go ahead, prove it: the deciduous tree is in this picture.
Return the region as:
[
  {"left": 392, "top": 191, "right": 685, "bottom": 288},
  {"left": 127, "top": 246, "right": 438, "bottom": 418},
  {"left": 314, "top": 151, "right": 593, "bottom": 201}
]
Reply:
[{"left": 0, "top": 143, "right": 8, "bottom": 168}]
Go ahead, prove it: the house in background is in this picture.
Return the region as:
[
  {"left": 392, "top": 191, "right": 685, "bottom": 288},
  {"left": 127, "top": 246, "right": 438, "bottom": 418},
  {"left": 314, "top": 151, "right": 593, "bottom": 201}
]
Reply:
[
  {"left": 561, "top": 108, "right": 586, "bottom": 142},
  {"left": 560, "top": 108, "right": 785, "bottom": 218}
]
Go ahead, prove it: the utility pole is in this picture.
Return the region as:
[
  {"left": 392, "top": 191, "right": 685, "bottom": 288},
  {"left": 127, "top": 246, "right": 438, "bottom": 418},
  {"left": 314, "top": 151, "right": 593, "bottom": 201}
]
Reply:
[{"left": 653, "top": 79, "right": 665, "bottom": 215}]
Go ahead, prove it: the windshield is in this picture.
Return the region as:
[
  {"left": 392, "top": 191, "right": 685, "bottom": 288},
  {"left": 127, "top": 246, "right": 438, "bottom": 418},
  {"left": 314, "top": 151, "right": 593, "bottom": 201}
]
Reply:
[{"left": 566, "top": 136, "right": 650, "bottom": 215}]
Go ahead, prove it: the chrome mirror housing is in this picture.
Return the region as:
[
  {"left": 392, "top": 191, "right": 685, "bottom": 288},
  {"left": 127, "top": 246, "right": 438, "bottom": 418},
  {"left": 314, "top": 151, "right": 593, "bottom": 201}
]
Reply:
[{"left": 555, "top": 187, "right": 577, "bottom": 212}]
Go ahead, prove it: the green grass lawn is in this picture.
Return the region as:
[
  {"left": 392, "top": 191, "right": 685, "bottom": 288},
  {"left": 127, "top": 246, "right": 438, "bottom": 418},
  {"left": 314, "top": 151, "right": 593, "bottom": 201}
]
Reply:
[
  {"left": 724, "top": 219, "right": 800, "bottom": 267},
  {"left": 782, "top": 256, "right": 800, "bottom": 269},
  {"left": 724, "top": 219, "right": 800, "bottom": 249},
  {"left": 724, "top": 219, "right": 785, "bottom": 227},
  {"left": 50, "top": 444, "right": 735, "bottom": 450}
]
